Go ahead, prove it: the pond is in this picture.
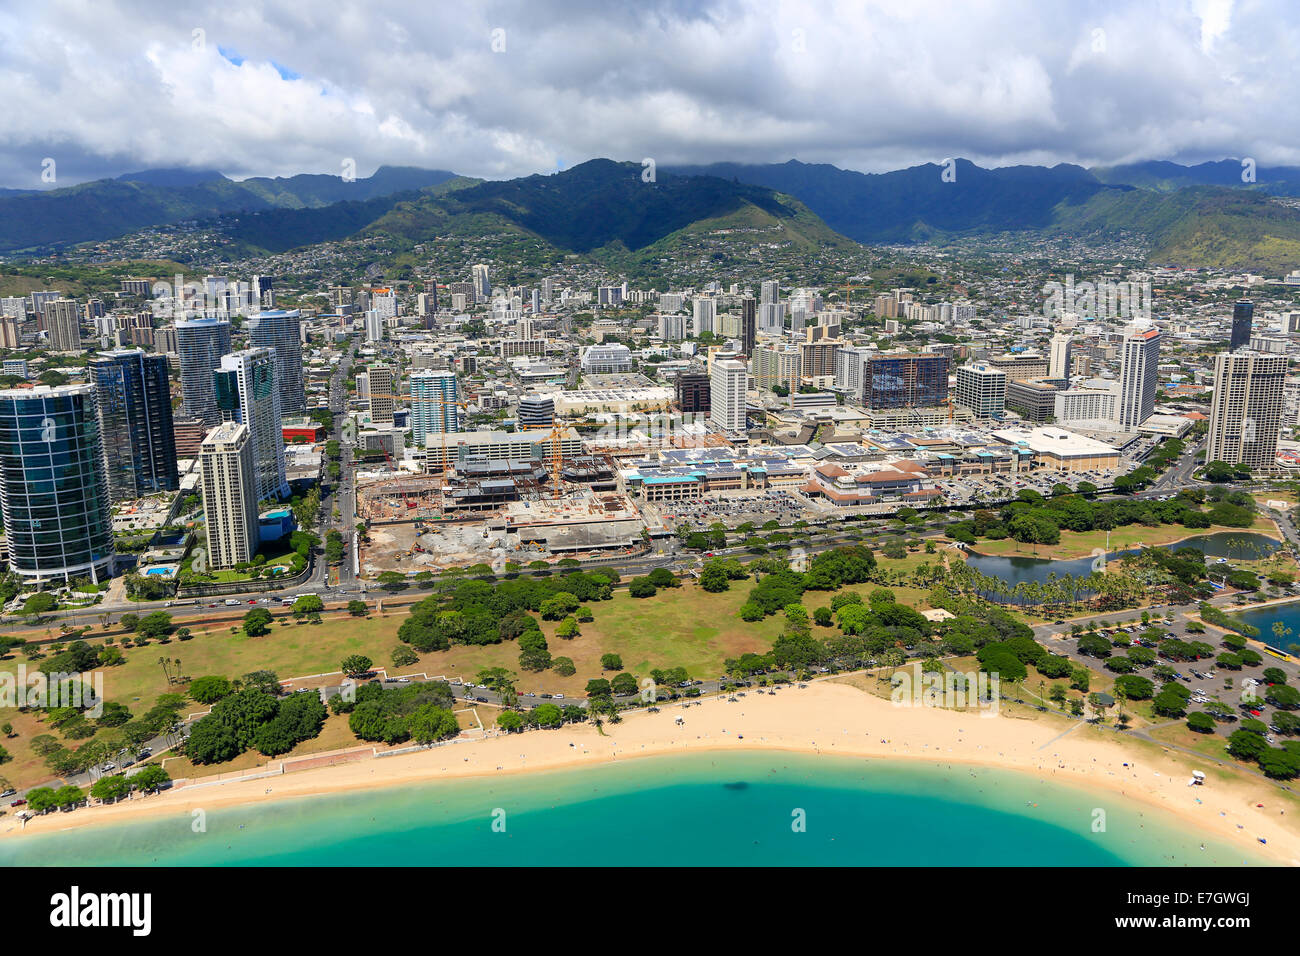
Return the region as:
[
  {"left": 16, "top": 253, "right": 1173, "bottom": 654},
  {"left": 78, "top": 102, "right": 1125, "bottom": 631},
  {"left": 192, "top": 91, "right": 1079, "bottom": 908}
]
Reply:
[{"left": 963, "top": 531, "right": 1284, "bottom": 589}]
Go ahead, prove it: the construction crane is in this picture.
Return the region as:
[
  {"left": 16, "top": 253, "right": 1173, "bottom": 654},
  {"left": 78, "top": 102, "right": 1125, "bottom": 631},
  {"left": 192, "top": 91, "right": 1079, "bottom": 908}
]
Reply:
[
  {"left": 547, "top": 423, "right": 566, "bottom": 498},
  {"left": 843, "top": 283, "right": 870, "bottom": 308}
]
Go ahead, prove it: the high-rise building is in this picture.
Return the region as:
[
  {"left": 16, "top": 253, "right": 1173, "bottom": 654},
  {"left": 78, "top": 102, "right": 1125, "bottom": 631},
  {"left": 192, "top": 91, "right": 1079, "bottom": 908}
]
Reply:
[
  {"left": 863, "top": 354, "right": 950, "bottom": 409},
  {"left": 1117, "top": 323, "right": 1161, "bottom": 430},
  {"left": 368, "top": 364, "right": 396, "bottom": 425},
  {"left": 740, "top": 298, "right": 757, "bottom": 356},
  {"left": 954, "top": 363, "right": 1007, "bottom": 419},
  {"left": 1206, "top": 351, "right": 1287, "bottom": 469},
  {"left": 44, "top": 298, "right": 82, "bottom": 351},
  {"left": 751, "top": 344, "right": 801, "bottom": 391},
  {"left": 175, "top": 317, "right": 232, "bottom": 424},
  {"left": 710, "top": 359, "right": 748, "bottom": 432},
  {"left": 90, "top": 350, "right": 178, "bottom": 502},
  {"left": 472, "top": 264, "right": 491, "bottom": 302},
  {"left": 760, "top": 281, "right": 780, "bottom": 305},
  {"left": 410, "top": 369, "right": 460, "bottom": 446},
  {"left": 1049, "top": 333, "right": 1073, "bottom": 380},
  {"left": 172, "top": 415, "right": 208, "bottom": 459},
  {"left": 1230, "top": 301, "right": 1254, "bottom": 351},
  {"left": 675, "top": 371, "right": 711, "bottom": 413},
  {"left": 248, "top": 309, "right": 305, "bottom": 416},
  {"left": 0, "top": 384, "right": 115, "bottom": 583},
  {"left": 365, "top": 310, "right": 384, "bottom": 343},
  {"left": 214, "top": 348, "right": 288, "bottom": 501},
  {"left": 0, "top": 315, "right": 19, "bottom": 349},
  {"left": 693, "top": 297, "right": 716, "bottom": 336},
  {"left": 199, "top": 421, "right": 259, "bottom": 570},
  {"left": 518, "top": 393, "right": 556, "bottom": 428}
]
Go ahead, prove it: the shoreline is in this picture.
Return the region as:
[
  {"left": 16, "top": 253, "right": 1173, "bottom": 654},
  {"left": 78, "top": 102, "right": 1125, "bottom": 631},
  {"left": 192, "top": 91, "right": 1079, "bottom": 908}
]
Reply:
[{"left": 2, "top": 680, "right": 1296, "bottom": 865}]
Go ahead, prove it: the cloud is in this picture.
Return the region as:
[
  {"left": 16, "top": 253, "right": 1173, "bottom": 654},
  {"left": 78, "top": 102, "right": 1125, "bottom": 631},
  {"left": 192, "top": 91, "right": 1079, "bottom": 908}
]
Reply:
[{"left": 0, "top": 0, "right": 1295, "bottom": 187}]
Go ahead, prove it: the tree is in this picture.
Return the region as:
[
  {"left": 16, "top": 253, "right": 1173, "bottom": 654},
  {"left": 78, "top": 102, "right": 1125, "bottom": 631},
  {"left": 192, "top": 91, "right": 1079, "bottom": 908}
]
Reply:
[
  {"left": 242, "top": 608, "right": 273, "bottom": 637},
  {"left": 553, "top": 656, "right": 576, "bottom": 677},
  {"left": 1186, "top": 711, "right": 1216, "bottom": 734},
  {"left": 18, "top": 591, "right": 57, "bottom": 623},
  {"left": 292, "top": 594, "right": 325, "bottom": 617},
  {"left": 611, "top": 672, "right": 639, "bottom": 696},
  {"left": 391, "top": 645, "right": 419, "bottom": 667},
  {"left": 497, "top": 710, "right": 525, "bottom": 733},
  {"left": 600, "top": 653, "right": 623, "bottom": 671},
  {"left": 189, "top": 675, "right": 233, "bottom": 704},
  {"left": 90, "top": 774, "right": 130, "bottom": 803},
  {"left": 340, "top": 655, "right": 373, "bottom": 678},
  {"left": 136, "top": 611, "right": 174, "bottom": 640},
  {"left": 628, "top": 577, "right": 657, "bottom": 598},
  {"left": 347, "top": 600, "right": 368, "bottom": 617},
  {"left": 132, "top": 764, "right": 172, "bottom": 793}
]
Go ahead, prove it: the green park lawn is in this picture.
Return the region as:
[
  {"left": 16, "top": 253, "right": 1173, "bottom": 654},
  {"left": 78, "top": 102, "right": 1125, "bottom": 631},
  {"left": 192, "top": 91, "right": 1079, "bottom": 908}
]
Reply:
[{"left": 966, "top": 519, "right": 1280, "bottom": 562}]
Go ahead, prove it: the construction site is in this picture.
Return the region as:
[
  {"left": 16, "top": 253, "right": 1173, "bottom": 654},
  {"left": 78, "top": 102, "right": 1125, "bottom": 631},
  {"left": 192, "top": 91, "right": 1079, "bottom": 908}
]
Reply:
[{"left": 358, "top": 490, "right": 646, "bottom": 576}]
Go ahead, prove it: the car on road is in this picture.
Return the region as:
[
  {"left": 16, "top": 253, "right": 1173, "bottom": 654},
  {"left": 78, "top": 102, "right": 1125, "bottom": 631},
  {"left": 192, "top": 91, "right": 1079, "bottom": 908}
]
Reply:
[
  {"left": 554, "top": 693, "right": 564, "bottom": 699},
  {"left": 0, "top": 788, "right": 15, "bottom": 797}
]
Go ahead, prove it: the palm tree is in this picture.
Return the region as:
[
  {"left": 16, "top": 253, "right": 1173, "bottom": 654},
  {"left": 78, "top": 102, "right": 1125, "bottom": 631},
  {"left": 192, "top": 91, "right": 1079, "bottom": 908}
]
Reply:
[{"left": 157, "top": 657, "right": 172, "bottom": 684}]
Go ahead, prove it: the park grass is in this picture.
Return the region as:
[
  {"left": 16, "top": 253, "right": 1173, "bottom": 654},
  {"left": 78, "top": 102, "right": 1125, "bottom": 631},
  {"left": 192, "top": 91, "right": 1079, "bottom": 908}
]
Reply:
[
  {"left": 966, "top": 522, "right": 1280, "bottom": 562},
  {"left": 1146, "top": 720, "right": 1235, "bottom": 762}
]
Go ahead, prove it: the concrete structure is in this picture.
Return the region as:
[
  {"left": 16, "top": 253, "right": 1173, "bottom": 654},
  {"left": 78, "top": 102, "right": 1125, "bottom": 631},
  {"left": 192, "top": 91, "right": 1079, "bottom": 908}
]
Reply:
[
  {"left": 1049, "top": 333, "right": 1073, "bottom": 380},
  {"left": 199, "top": 421, "right": 259, "bottom": 570},
  {"left": 517, "top": 393, "right": 556, "bottom": 428},
  {"left": 1206, "top": 350, "right": 1287, "bottom": 469},
  {"left": 955, "top": 363, "right": 1007, "bottom": 419},
  {"left": 368, "top": 364, "right": 396, "bottom": 426},
  {"left": 1117, "top": 323, "right": 1161, "bottom": 430},
  {"left": 710, "top": 358, "right": 748, "bottom": 433},
  {"left": 424, "top": 426, "right": 581, "bottom": 472},
  {"left": 990, "top": 427, "right": 1122, "bottom": 472}
]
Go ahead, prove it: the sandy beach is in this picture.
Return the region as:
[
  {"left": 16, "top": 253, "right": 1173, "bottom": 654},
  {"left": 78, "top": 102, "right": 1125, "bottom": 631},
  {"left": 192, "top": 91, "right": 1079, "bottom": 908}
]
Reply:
[{"left": 4, "top": 678, "right": 1297, "bottom": 864}]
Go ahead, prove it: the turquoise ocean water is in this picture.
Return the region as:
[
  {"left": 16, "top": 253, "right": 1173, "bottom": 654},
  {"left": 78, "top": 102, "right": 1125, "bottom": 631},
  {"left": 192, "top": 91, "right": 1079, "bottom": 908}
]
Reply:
[{"left": 0, "top": 752, "right": 1265, "bottom": 866}]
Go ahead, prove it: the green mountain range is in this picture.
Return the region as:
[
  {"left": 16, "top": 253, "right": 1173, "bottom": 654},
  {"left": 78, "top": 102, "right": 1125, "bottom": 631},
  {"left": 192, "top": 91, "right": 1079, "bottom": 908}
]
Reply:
[
  {"left": 7, "top": 155, "right": 1300, "bottom": 271},
  {"left": 0, "top": 166, "right": 459, "bottom": 254}
]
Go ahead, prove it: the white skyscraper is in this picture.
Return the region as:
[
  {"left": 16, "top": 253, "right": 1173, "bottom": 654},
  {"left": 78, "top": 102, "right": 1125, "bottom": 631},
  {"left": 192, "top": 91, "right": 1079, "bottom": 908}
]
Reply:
[
  {"left": 1206, "top": 351, "right": 1287, "bottom": 469},
  {"left": 1048, "top": 333, "right": 1073, "bottom": 380},
  {"left": 199, "top": 421, "right": 259, "bottom": 570},
  {"left": 1117, "top": 323, "right": 1161, "bottom": 430},
  {"left": 472, "top": 264, "right": 491, "bottom": 302},
  {"left": 365, "top": 310, "right": 384, "bottom": 343},
  {"left": 693, "top": 297, "right": 716, "bottom": 336},
  {"left": 215, "top": 348, "right": 288, "bottom": 501},
  {"left": 955, "top": 363, "right": 1007, "bottom": 419},
  {"left": 710, "top": 359, "right": 748, "bottom": 432}
]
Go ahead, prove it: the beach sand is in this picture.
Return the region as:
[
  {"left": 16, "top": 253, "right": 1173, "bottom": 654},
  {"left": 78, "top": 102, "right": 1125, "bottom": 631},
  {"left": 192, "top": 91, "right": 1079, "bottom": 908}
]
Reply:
[{"left": 5, "top": 678, "right": 1297, "bottom": 864}]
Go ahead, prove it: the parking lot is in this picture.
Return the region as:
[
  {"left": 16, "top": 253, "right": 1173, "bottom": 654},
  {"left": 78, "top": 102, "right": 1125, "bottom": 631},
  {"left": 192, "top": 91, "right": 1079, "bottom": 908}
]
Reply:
[{"left": 645, "top": 488, "right": 820, "bottom": 529}]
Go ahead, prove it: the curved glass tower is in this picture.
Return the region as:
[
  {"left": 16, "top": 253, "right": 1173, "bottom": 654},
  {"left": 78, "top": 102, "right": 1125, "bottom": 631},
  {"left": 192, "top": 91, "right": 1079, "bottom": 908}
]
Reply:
[
  {"left": 0, "top": 385, "right": 115, "bottom": 582},
  {"left": 175, "top": 317, "right": 232, "bottom": 425}
]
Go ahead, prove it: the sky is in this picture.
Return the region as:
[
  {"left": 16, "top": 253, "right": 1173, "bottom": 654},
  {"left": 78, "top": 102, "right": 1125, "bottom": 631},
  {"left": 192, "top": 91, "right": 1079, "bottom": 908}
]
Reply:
[{"left": 0, "top": 0, "right": 1295, "bottom": 188}]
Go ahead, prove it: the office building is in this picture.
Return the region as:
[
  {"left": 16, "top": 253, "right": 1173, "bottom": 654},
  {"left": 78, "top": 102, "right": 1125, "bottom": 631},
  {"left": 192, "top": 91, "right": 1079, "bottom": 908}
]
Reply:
[
  {"left": 740, "top": 298, "right": 756, "bottom": 356},
  {"left": 710, "top": 359, "right": 748, "bottom": 432},
  {"left": 1117, "top": 323, "right": 1161, "bottom": 430},
  {"left": 518, "top": 393, "right": 556, "bottom": 428},
  {"left": 751, "top": 344, "right": 801, "bottom": 391},
  {"left": 1005, "top": 379, "right": 1064, "bottom": 423},
  {"left": 411, "top": 369, "right": 460, "bottom": 446},
  {"left": 581, "top": 343, "right": 633, "bottom": 374},
  {"left": 0, "top": 384, "right": 115, "bottom": 582},
  {"left": 214, "top": 349, "right": 288, "bottom": 501},
  {"left": 89, "top": 349, "right": 178, "bottom": 501},
  {"left": 175, "top": 317, "right": 232, "bottom": 424},
  {"left": 368, "top": 364, "right": 396, "bottom": 425},
  {"left": 199, "top": 421, "right": 259, "bottom": 570},
  {"left": 675, "top": 371, "right": 711, "bottom": 413},
  {"left": 955, "top": 363, "right": 1007, "bottom": 419},
  {"left": 1231, "top": 301, "right": 1254, "bottom": 351},
  {"left": 1206, "top": 351, "right": 1287, "bottom": 469},
  {"left": 248, "top": 308, "right": 305, "bottom": 416},
  {"left": 862, "top": 353, "right": 949, "bottom": 409}
]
